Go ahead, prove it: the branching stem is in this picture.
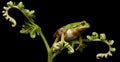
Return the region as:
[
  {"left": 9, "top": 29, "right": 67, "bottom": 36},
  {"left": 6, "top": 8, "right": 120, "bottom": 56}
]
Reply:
[{"left": 38, "top": 28, "right": 53, "bottom": 62}]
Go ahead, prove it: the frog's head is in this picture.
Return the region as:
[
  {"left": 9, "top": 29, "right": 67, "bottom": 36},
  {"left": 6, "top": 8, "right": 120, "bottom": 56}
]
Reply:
[
  {"left": 69, "top": 20, "right": 90, "bottom": 34},
  {"left": 67, "top": 20, "right": 90, "bottom": 36},
  {"left": 72, "top": 20, "right": 90, "bottom": 30}
]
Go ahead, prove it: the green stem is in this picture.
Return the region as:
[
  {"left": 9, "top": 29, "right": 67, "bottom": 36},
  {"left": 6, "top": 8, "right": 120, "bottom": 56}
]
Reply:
[
  {"left": 48, "top": 51, "right": 53, "bottom": 62},
  {"left": 39, "top": 28, "right": 53, "bottom": 62},
  {"left": 82, "top": 39, "right": 102, "bottom": 42}
]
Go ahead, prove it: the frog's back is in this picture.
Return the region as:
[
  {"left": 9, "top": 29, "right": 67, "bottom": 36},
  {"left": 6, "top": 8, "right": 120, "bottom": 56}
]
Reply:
[{"left": 53, "top": 22, "right": 80, "bottom": 38}]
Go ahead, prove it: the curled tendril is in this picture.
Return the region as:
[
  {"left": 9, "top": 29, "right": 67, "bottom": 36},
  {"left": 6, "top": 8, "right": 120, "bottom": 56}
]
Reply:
[
  {"left": 86, "top": 32, "right": 99, "bottom": 40},
  {"left": 64, "top": 42, "right": 74, "bottom": 54},
  {"left": 86, "top": 32, "right": 116, "bottom": 59},
  {"left": 2, "top": 1, "right": 35, "bottom": 27},
  {"left": 52, "top": 33, "right": 74, "bottom": 55},
  {"left": 2, "top": 1, "right": 39, "bottom": 38},
  {"left": 52, "top": 40, "right": 74, "bottom": 55},
  {"left": 52, "top": 41, "right": 64, "bottom": 52}
]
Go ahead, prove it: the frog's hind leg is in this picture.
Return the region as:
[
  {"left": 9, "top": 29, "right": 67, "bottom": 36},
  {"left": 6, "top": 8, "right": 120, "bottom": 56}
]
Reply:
[{"left": 75, "top": 36, "right": 83, "bottom": 51}]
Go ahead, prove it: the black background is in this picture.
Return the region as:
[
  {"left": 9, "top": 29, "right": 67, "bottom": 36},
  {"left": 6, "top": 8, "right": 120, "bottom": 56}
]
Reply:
[{"left": 0, "top": 0, "right": 119, "bottom": 62}]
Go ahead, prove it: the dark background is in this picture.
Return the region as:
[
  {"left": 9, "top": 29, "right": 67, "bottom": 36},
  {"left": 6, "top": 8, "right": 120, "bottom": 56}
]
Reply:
[{"left": 0, "top": 0, "right": 119, "bottom": 62}]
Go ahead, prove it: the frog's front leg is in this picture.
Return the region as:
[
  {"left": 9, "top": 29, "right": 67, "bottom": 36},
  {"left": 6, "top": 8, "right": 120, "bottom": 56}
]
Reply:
[{"left": 60, "top": 33, "right": 66, "bottom": 43}]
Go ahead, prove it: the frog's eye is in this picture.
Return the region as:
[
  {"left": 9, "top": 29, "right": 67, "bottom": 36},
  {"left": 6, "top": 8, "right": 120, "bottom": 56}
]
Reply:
[{"left": 80, "top": 22, "right": 85, "bottom": 26}]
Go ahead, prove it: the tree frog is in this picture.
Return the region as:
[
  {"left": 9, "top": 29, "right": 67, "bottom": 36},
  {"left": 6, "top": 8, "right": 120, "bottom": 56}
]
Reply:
[{"left": 53, "top": 20, "right": 90, "bottom": 50}]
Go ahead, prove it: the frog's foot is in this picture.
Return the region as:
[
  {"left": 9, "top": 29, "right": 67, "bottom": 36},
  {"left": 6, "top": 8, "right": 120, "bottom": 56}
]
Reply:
[
  {"left": 77, "top": 44, "right": 87, "bottom": 52},
  {"left": 52, "top": 33, "right": 66, "bottom": 52},
  {"left": 75, "top": 44, "right": 80, "bottom": 51}
]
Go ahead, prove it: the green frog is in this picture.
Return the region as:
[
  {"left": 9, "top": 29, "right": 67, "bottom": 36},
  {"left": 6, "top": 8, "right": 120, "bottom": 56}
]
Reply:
[{"left": 53, "top": 20, "right": 90, "bottom": 50}]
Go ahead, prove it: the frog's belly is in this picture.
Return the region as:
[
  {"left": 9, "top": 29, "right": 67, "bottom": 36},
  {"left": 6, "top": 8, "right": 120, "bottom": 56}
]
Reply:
[{"left": 65, "top": 29, "right": 78, "bottom": 40}]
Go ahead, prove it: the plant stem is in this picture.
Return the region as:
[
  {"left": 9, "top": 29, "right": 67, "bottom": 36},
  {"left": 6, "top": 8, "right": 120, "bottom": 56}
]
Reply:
[
  {"left": 39, "top": 28, "right": 53, "bottom": 62},
  {"left": 48, "top": 51, "right": 53, "bottom": 62}
]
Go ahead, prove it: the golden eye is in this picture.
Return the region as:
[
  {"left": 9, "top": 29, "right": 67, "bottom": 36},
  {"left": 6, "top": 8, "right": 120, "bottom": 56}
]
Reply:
[{"left": 80, "top": 22, "right": 85, "bottom": 26}]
